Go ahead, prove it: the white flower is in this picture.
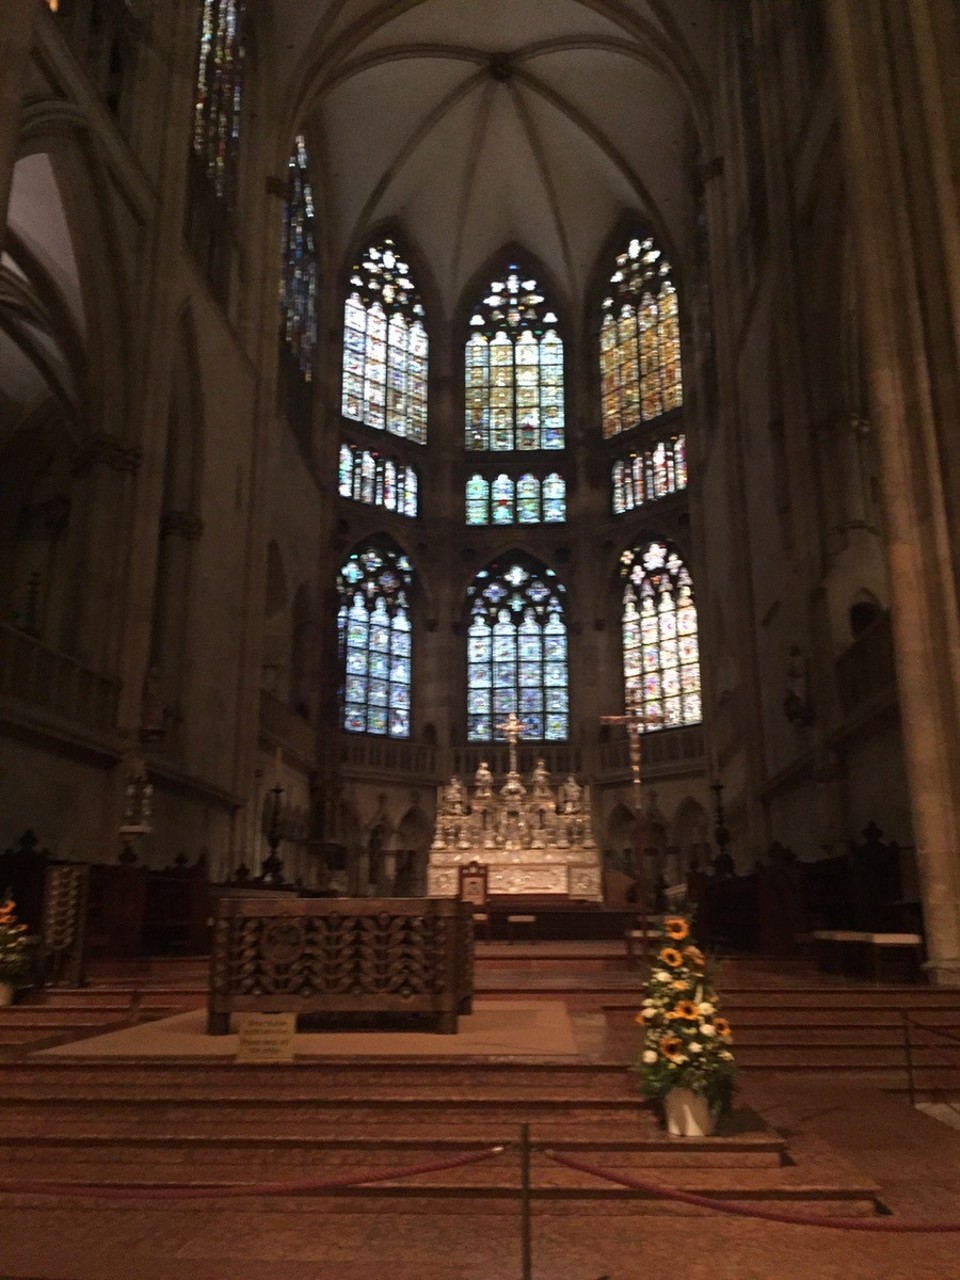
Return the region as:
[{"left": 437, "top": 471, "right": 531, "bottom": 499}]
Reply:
[
  {"left": 654, "top": 970, "right": 671, "bottom": 982},
  {"left": 699, "top": 1001, "right": 715, "bottom": 1016},
  {"left": 641, "top": 997, "right": 656, "bottom": 1007},
  {"left": 689, "top": 1042, "right": 702, "bottom": 1053},
  {"left": 642, "top": 1050, "right": 658, "bottom": 1064},
  {"left": 720, "top": 1050, "right": 734, "bottom": 1061},
  {"left": 701, "top": 1024, "right": 716, "bottom": 1037}
]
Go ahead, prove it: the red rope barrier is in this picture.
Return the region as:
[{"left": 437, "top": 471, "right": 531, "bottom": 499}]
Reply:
[
  {"left": 0, "top": 1145, "right": 507, "bottom": 1201},
  {"left": 542, "top": 1149, "right": 960, "bottom": 1233}
]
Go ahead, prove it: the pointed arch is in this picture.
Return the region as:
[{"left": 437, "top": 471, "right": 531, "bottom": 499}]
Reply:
[
  {"left": 341, "top": 234, "right": 428, "bottom": 443},
  {"left": 620, "top": 539, "right": 702, "bottom": 732},
  {"left": 337, "top": 539, "right": 414, "bottom": 737},
  {"left": 599, "top": 231, "right": 682, "bottom": 438},
  {"left": 465, "top": 552, "right": 568, "bottom": 743}
]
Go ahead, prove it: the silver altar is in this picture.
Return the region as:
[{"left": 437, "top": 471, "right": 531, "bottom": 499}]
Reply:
[{"left": 426, "top": 756, "right": 603, "bottom": 901}]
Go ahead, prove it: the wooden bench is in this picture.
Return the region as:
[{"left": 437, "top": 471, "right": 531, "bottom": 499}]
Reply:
[
  {"left": 209, "top": 896, "right": 474, "bottom": 1034},
  {"left": 811, "top": 930, "right": 924, "bottom": 981}
]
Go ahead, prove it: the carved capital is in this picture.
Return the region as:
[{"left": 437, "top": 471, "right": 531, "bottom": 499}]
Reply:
[
  {"left": 161, "top": 509, "right": 205, "bottom": 541},
  {"left": 71, "top": 435, "right": 142, "bottom": 477}
]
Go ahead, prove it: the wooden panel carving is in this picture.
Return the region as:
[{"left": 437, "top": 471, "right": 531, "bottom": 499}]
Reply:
[{"left": 209, "top": 897, "right": 474, "bottom": 1035}]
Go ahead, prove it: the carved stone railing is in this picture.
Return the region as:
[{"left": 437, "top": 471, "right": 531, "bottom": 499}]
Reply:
[
  {"left": 259, "top": 690, "right": 316, "bottom": 764},
  {"left": 595, "top": 723, "right": 705, "bottom": 781},
  {"left": 448, "top": 742, "right": 585, "bottom": 781},
  {"left": 338, "top": 733, "right": 439, "bottom": 780},
  {"left": 0, "top": 623, "right": 120, "bottom": 737},
  {"left": 208, "top": 896, "right": 474, "bottom": 1035},
  {"left": 836, "top": 611, "right": 897, "bottom": 717}
]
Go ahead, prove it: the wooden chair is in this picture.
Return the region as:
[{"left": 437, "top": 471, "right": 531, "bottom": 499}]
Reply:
[{"left": 458, "top": 861, "right": 491, "bottom": 941}]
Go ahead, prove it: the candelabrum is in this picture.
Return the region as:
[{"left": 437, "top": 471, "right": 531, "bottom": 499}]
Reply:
[{"left": 259, "top": 783, "right": 286, "bottom": 886}]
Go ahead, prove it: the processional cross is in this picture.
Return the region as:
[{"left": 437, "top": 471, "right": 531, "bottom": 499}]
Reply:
[
  {"left": 600, "top": 684, "right": 660, "bottom": 968},
  {"left": 496, "top": 710, "right": 524, "bottom": 776}
]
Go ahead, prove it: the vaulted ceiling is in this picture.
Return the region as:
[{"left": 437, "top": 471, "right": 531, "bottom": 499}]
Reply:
[{"left": 271, "top": 0, "right": 720, "bottom": 319}]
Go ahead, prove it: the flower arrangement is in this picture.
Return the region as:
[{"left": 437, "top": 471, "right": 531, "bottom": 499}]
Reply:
[
  {"left": 0, "top": 897, "right": 30, "bottom": 985},
  {"left": 635, "top": 915, "right": 737, "bottom": 1115}
]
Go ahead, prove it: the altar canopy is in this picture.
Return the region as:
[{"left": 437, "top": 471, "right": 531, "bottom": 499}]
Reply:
[{"left": 427, "top": 753, "right": 602, "bottom": 901}]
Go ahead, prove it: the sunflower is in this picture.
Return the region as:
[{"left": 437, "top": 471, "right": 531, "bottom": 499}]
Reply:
[
  {"left": 671, "top": 1000, "right": 700, "bottom": 1022},
  {"left": 663, "top": 917, "right": 689, "bottom": 942},
  {"left": 658, "top": 1034, "right": 684, "bottom": 1061},
  {"left": 658, "top": 946, "right": 684, "bottom": 968},
  {"left": 683, "top": 945, "right": 706, "bottom": 967},
  {"left": 714, "top": 1017, "right": 732, "bottom": 1040},
  {"left": 671, "top": 978, "right": 689, "bottom": 992}
]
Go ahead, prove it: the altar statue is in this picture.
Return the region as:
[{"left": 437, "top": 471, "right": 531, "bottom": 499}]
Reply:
[
  {"left": 559, "top": 775, "right": 583, "bottom": 813},
  {"left": 443, "top": 775, "right": 466, "bottom": 814},
  {"left": 530, "top": 758, "right": 551, "bottom": 800},
  {"left": 474, "top": 760, "right": 493, "bottom": 798}
]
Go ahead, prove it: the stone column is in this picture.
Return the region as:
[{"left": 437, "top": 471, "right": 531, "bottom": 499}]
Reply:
[
  {"left": 0, "top": 2, "right": 34, "bottom": 251},
  {"left": 827, "top": 0, "right": 960, "bottom": 983}
]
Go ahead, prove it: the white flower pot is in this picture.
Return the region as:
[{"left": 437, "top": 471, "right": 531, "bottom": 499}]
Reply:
[
  {"left": 664, "top": 1087, "right": 717, "bottom": 1137},
  {"left": 0, "top": 982, "right": 14, "bottom": 1007}
]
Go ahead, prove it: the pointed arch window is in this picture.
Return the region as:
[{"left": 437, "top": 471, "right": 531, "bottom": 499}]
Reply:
[
  {"left": 337, "top": 545, "right": 413, "bottom": 737},
  {"left": 466, "top": 475, "right": 489, "bottom": 526},
  {"left": 192, "top": 0, "right": 245, "bottom": 211},
  {"left": 600, "top": 237, "right": 682, "bottom": 438},
  {"left": 465, "top": 265, "right": 564, "bottom": 451},
  {"left": 467, "top": 559, "right": 568, "bottom": 742},
  {"left": 621, "top": 541, "right": 701, "bottom": 731},
  {"left": 280, "top": 135, "right": 319, "bottom": 381},
  {"left": 342, "top": 239, "right": 428, "bottom": 443}
]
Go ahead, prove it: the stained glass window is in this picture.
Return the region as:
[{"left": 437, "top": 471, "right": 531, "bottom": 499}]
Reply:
[
  {"left": 467, "top": 559, "right": 568, "bottom": 742},
  {"left": 611, "top": 435, "right": 687, "bottom": 514},
  {"left": 463, "top": 472, "right": 565, "bottom": 525},
  {"left": 193, "top": 0, "right": 245, "bottom": 211},
  {"left": 342, "top": 239, "right": 428, "bottom": 443},
  {"left": 338, "top": 443, "right": 419, "bottom": 517},
  {"left": 337, "top": 546, "right": 413, "bottom": 737},
  {"left": 465, "top": 266, "right": 565, "bottom": 451},
  {"left": 621, "top": 541, "right": 701, "bottom": 732},
  {"left": 466, "top": 475, "right": 489, "bottom": 526},
  {"left": 600, "top": 237, "right": 682, "bottom": 438},
  {"left": 280, "top": 135, "right": 318, "bottom": 380}
]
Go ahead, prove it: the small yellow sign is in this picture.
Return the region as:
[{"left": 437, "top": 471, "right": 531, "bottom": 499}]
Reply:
[{"left": 235, "top": 1012, "right": 297, "bottom": 1063}]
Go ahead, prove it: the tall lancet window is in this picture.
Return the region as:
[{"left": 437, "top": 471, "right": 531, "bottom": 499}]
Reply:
[
  {"left": 600, "top": 236, "right": 682, "bottom": 438},
  {"left": 621, "top": 541, "right": 701, "bottom": 731},
  {"left": 337, "top": 545, "right": 413, "bottom": 738},
  {"left": 280, "top": 134, "right": 319, "bottom": 381},
  {"left": 192, "top": 0, "right": 245, "bottom": 211},
  {"left": 466, "top": 559, "right": 568, "bottom": 743},
  {"left": 342, "top": 239, "right": 428, "bottom": 443},
  {"left": 465, "top": 265, "right": 564, "bottom": 451}
]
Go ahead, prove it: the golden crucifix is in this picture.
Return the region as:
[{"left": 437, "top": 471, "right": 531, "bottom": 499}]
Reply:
[
  {"left": 496, "top": 710, "right": 524, "bottom": 776},
  {"left": 600, "top": 684, "right": 659, "bottom": 968}
]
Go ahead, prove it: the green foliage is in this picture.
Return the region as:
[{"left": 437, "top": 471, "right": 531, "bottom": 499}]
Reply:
[{"left": 634, "top": 915, "right": 738, "bottom": 1115}]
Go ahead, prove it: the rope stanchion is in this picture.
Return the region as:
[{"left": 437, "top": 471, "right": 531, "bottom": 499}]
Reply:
[
  {"left": 541, "top": 1149, "right": 960, "bottom": 1233},
  {"left": 0, "top": 1145, "right": 508, "bottom": 1201}
]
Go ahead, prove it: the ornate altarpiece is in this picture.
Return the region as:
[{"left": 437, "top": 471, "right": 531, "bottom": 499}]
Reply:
[{"left": 427, "top": 722, "right": 602, "bottom": 901}]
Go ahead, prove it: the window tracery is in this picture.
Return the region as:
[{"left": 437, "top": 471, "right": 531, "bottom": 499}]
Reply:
[
  {"left": 465, "top": 266, "right": 564, "bottom": 451},
  {"left": 342, "top": 239, "right": 428, "bottom": 443},
  {"left": 338, "top": 444, "right": 418, "bottom": 517},
  {"left": 600, "top": 236, "right": 682, "bottom": 437},
  {"left": 621, "top": 541, "right": 701, "bottom": 731},
  {"left": 467, "top": 559, "right": 568, "bottom": 742},
  {"left": 337, "top": 545, "right": 413, "bottom": 738},
  {"left": 464, "top": 473, "right": 566, "bottom": 526},
  {"left": 612, "top": 435, "right": 687, "bottom": 514}
]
